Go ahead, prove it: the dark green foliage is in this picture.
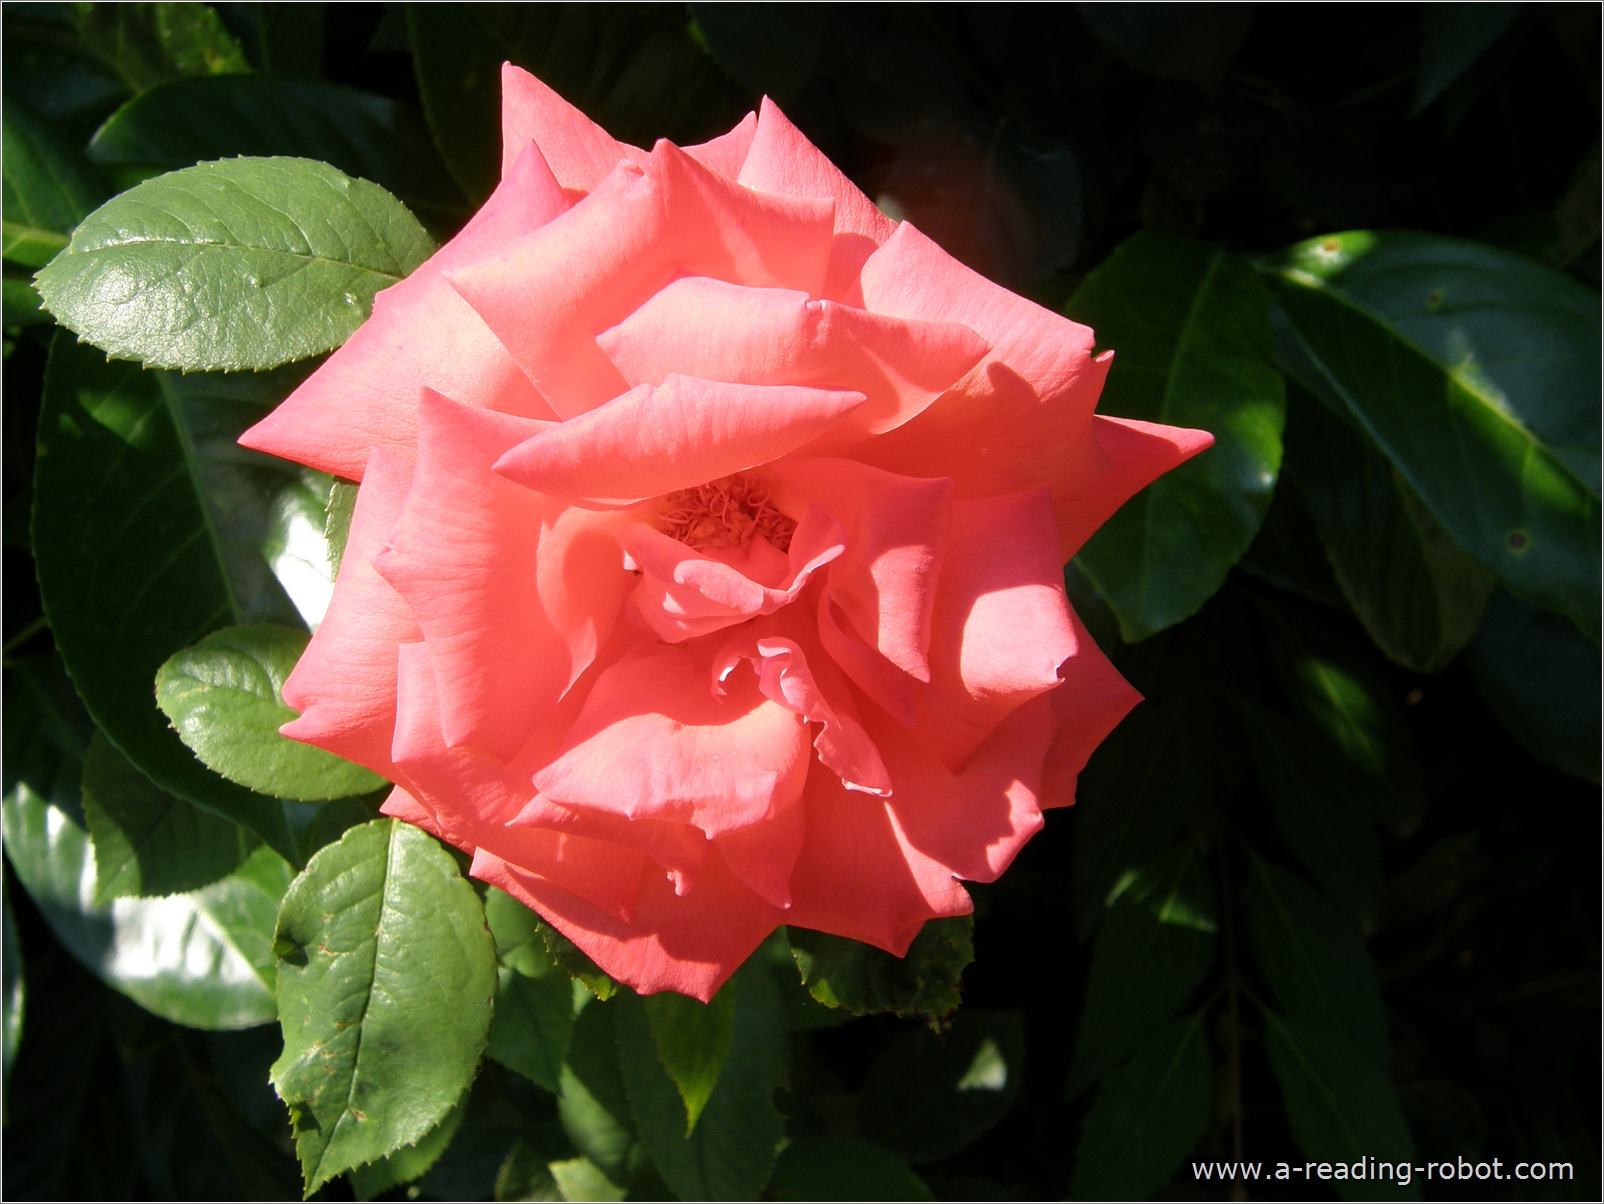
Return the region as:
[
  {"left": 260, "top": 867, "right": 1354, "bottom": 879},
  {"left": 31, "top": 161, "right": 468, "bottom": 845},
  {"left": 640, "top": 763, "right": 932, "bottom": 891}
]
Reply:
[
  {"left": 787, "top": 916, "right": 973, "bottom": 1024},
  {"left": 4, "top": 5, "right": 1598, "bottom": 1201}
]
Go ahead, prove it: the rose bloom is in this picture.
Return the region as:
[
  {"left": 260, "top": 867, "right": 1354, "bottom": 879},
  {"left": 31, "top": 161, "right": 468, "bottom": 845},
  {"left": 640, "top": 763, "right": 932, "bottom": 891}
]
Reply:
[{"left": 241, "top": 66, "right": 1211, "bottom": 1001}]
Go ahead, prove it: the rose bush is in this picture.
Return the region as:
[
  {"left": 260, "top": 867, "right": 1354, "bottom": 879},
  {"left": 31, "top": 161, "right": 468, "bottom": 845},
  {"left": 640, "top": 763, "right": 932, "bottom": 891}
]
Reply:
[{"left": 240, "top": 64, "right": 1211, "bottom": 1000}]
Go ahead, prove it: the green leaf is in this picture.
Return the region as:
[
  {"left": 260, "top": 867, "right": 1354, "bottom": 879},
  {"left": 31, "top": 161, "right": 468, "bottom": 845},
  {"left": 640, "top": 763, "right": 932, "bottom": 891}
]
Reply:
[
  {"left": 81, "top": 727, "right": 258, "bottom": 903},
  {"left": 859, "top": 1009, "right": 1025, "bottom": 1164},
  {"left": 1263, "top": 1014, "right": 1417, "bottom": 1200},
  {"left": 155, "top": 624, "right": 388, "bottom": 800},
  {"left": 3, "top": 272, "right": 50, "bottom": 326},
  {"left": 1467, "top": 588, "right": 1601, "bottom": 782},
  {"left": 1413, "top": 3, "right": 1520, "bottom": 114},
  {"left": 1285, "top": 381, "right": 1493, "bottom": 671},
  {"left": 1236, "top": 476, "right": 1347, "bottom": 609},
  {"left": 2, "top": 779, "right": 289, "bottom": 1029},
  {"left": 324, "top": 478, "right": 359, "bottom": 582},
  {"left": 787, "top": 915, "right": 973, "bottom": 1024},
  {"left": 615, "top": 961, "right": 788, "bottom": 1201},
  {"left": 348, "top": 1094, "right": 468, "bottom": 1201},
  {"left": 262, "top": 468, "right": 339, "bottom": 628},
  {"left": 2, "top": 92, "right": 108, "bottom": 268},
  {"left": 1066, "top": 232, "right": 1285, "bottom": 641},
  {"left": 1256, "top": 600, "right": 1428, "bottom": 837},
  {"left": 641, "top": 986, "right": 736, "bottom": 1135},
  {"left": 557, "top": 1001, "right": 641, "bottom": 1187},
  {"left": 1262, "top": 231, "right": 1600, "bottom": 639},
  {"left": 2, "top": 653, "right": 94, "bottom": 821},
  {"left": 216, "top": 2, "right": 327, "bottom": 77},
  {"left": 69, "top": 2, "right": 250, "bottom": 91},
  {"left": 2, "top": 886, "right": 23, "bottom": 1084},
  {"left": 33, "top": 331, "right": 323, "bottom": 860},
  {"left": 1240, "top": 703, "right": 1384, "bottom": 933},
  {"left": 769, "top": 1136, "right": 934, "bottom": 1202},
  {"left": 547, "top": 1156, "right": 625, "bottom": 1201},
  {"left": 1073, "top": 695, "right": 1221, "bottom": 936},
  {"left": 407, "top": 3, "right": 738, "bottom": 203},
  {"left": 35, "top": 157, "right": 435, "bottom": 372},
  {"left": 539, "top": 918, "right": 616, "bottom": 1000},
  {"left": 270, "top": 819, "right": 497, "bottom": 1196},
  {"left": 488, "top": 966, "right": 582, "bottom": 1096},
  {"left": 1247, "top": 856, "right": 1388, "bottom": 1070},
  {"left": 86, "top": 75, "right": 467, "bottom": 230},
  {"left": 1069, "top": 1016, "right": 1212, "bottom": 1201},
  {"left": 1067, "top": 846, "right": 1216, "bottom": 1097}
]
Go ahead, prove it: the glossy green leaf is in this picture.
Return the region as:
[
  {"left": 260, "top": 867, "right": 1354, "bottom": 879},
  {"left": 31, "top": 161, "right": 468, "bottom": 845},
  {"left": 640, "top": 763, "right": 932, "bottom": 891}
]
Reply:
[
  {"left": 407, "top": 3, "right": 737, "bottom": 202},
  {"left": 859, "top": 1010, "right": 1024, "bottom": 1164},
  {"left": 2, "top": 779, "right": 289, "bottom": 1029},
  {"left": 2, "top": 93, "right": 108, "bottom": 268},
  {"left": 1256, "top": 600, "right": 1428, "bottom": 837},
  {"left": 348, "top": 1095, "right": 468, "bottom": 1201},
  {"left": 1240, "top": 703, "right": 1384, "bottom": 933},
  {"left": 155, "top": 623, "right": 387, "bottom": 801},
  {"left": 1073, "top": 695, "right": 1221, "bottom": 936},
  {"left": 1467, "top": 588, "right": 1601, "bottom": 782},
  {"left": 1413, "top": 3, "right": 1520, "bottom": 114},
  {"left": 34, "top": 332, "right": 318, "bottom": 860},
  {"left": 80, "top": 728, "right": 258, "bottom": 903},
  {"left": 262, "top": 468, "right": 338, "bottom": 628},
  {"left": 2, "top": 654, "right": 94, "bottom": 821},
  {"left": 1285, "top": 382, "right": 1493, "bottom": 671},
  {"left": 1247, "top": 857, "right": 1388, "bottom": 1070},
  {"left": 86, "top": 75, "right": 467, "bottom": 229},
  {"left": 1264, "top": 1015, "right": 1417, "bottom": 1200},
  {"left": 616, "top": 962, "right": 789, "bottom": 1200},
  {"left": 1069, "top": 1016, "right": 1212, "bottom": 1202},
  {"left": 787, "top": 915, "right": 973, "bottom": 1024},
  {"left": 557, "top": 1001, "right": 642, "bottom": 1187},
  {"left": 68, "top": 2, "right": 250, "bottom": 91},
  {"left": 642, "top": 985, "right": 736, "bottom": 1135},
  {"left": 1263, "top": 231, "right": 1600, "bottom": 638},
  {"left": 1067, "top": 846, "right": 1216, "bottom": 1097},
  {"left": 270, "top": 819, "right": 497, "bottom": 1195},
  {"left": 770, "top": 1136, "right": 934, "bottom": 1202},
  {"left": 1068, "top": 233, "right": 1286, "bottom": 641},
  {"left": 2, "top": 887, "right": 22, "bottom": 1084},
  {"left": 35, "top": 157, "right": 435, "bottom": 372}
]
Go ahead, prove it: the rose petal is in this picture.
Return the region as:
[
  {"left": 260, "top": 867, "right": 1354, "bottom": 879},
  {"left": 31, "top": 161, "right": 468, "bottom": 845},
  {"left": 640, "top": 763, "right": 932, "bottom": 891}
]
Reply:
[
  {"left": 494, "top": 375, "right": 865, "bottom": 507},
  {"left": 279, "top": 449, "right": 420, "bottom": 779},
  {"left": 375, "top": 391, "right": 631, "bottom": 759},
  {"left": 815, "top": 592, "right": 919, "bottom": 728},
  {"left": 879, "top": 692, "right": 1057, "bottom": 883},
  {"left": 597, "top": 276, "right": 989, "bottom": 442},
  {"left": 738, "top": 97, "right": 896, "bottom": 303},
  {"left": 390, "top": 640, "right": 645, "bottom": 922},
  {"left": 500, "top": 62, "right": 640, "bottom": 191},
  {"left": 380, "top": 784, "right": 447, "bottom": 841},
  {"left": 448, "top": 141, "right": 836, "bottom": 418},
  {"left": 769, "top": 458, "right": 951, "bottom": 682},
  {"left": 618, "top": 506, "right": 846, "bottom": 643},
  {"left": 916, "top": 488, "right": 1078, "bottom": 770},
  {"left": 685, "top": 110, "right": 758, "bottom": 179},
  {"left": 533, "top": 643, "right": 810, "bottom": 839},
  {"left": 238, "top": 141, "right": 566, "bottom": 479},
  {"left": 712, "top": 625, "right": 892, "bottom": 796},
  {"left": 713, "top": 793, "right": 803, "bottom": 909},
  {"left": 785, "top": 769, "right": 972, "bottom": 955},
  {"left": 474, "top": 845, "right": 781, "bottom": 1002},
  {"left": 509, "top": 794, "right": 709, "bottom": 895},
  {"left": 1039, "top": 607, "right": 1142, "bottom": 808}
]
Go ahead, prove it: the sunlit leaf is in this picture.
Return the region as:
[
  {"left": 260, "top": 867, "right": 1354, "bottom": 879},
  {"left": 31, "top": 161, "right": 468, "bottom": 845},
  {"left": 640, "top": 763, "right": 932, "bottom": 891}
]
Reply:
[
  {"left": 36, "top": 157, "right": 434, "bottom": 372},
  {"left": 787, "top": 915, "right": 972, "bottom": 1024},
  {"left": 270, "top": 819, "right": 496, "bottom": 1195}
]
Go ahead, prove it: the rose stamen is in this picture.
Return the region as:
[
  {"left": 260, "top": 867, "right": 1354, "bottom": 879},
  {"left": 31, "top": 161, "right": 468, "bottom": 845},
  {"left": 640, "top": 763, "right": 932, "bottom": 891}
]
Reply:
[{"left": 657, "top": 473, "right": 797, "bottom": 552}]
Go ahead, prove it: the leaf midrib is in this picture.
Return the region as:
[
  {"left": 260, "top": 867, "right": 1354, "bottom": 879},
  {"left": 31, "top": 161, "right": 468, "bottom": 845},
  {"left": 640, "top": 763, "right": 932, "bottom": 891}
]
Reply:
[
  {"left": 64, "top": 238, "right": 407, "bottom": 284},
  {"left": 1275, "top": 271, "right": 1596, "bottom": 501}
]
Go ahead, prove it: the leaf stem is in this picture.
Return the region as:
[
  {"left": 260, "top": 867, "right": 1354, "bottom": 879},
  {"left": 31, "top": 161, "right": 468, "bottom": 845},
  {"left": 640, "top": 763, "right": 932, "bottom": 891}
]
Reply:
[{"left": 2, "top": 615, "right": 48, "bottom": 656}]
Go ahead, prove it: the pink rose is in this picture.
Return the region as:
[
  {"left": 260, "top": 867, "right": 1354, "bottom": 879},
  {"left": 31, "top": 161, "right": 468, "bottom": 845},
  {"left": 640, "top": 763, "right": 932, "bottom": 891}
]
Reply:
[{"left": 240, "top": 66, "right": 1212, "bottom": 1001}]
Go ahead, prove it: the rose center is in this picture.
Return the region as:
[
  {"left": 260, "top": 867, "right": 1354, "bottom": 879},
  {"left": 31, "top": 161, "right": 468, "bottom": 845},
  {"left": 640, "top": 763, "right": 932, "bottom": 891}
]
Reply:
[{"left": 657, "top": 473, "right": 796, "bottom": 552}]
